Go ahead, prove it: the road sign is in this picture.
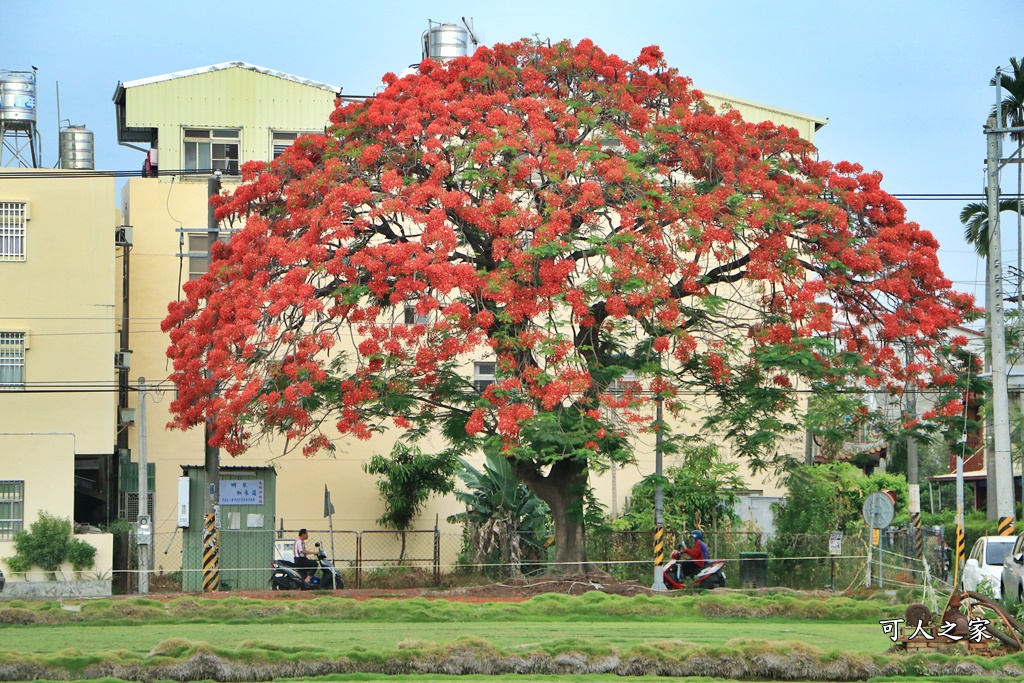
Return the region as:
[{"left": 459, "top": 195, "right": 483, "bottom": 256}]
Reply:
[{"left": 863, "top": 492, "right": 895, "bottom": 529}]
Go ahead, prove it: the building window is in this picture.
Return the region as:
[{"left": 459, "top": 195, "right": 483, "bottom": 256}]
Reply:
[
  {"left": 0, "top": 481, "right": 24, "bottom": 540},
  {"left": 608, "top": 371, "right": 640, "bottom": 396},
  {"left": 473, "top": 361, "right": 495, "bottom": 392},
  {"left": 0, "top": 332, "right": 26, "bottom": 390},
  {"left": 184, "top": 129, "right": 239, "bottom": 174},
  {"left": 0, "top": 201, "right": 28, "bottom": 262},
  {"left": 403, "top": 306, "right": 430, "bottom": 325},
  {"left": 272, "top": 131, "right": 298, "bottom": 159}
]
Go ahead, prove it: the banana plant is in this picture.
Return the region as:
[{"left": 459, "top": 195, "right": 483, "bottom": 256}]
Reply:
[{"left": 448, "top": 438, "right": 550, "bottom": 577}]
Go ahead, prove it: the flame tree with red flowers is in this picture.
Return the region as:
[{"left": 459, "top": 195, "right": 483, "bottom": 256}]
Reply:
[{"left": 163, "top": 39, "right": 975, "bottom": 570}]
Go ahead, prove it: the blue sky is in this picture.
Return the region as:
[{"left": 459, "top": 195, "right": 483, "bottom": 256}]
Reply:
[{"left": 6, "top": 0, "right": 1023, "bottom": 302}]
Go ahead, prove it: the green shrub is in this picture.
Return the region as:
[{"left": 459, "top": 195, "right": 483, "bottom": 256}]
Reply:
[
  {"left": 8, "top": 511, "right": 95, "bottom": 579},
  {"left": 67, "top": 539, "right": 97, "bottom": 572}
]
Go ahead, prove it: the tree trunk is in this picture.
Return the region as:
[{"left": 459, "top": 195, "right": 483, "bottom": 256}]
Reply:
[{"left": 511, "top": 457, "right": 593, "bottom": 574}]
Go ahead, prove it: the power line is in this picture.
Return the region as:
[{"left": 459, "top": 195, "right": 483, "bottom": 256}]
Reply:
[{"left": 1, "top": 167, "right": 1021, "bottom": 202}]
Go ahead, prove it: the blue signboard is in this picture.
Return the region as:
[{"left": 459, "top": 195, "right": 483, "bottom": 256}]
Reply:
[{"left": 219, "top": 480, "right": 264, "bottom": 505}]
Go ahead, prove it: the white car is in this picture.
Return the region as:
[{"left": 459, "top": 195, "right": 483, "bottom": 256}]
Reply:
[
  {"left": 962, "top": 535, "right": 1014, "bottom": 599},
  {"left": 1001, "top": 532, "right": 1024, "bottom": 603}
]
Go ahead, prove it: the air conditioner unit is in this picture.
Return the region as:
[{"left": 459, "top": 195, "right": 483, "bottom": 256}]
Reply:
[
  {"left": 114, "top": 350, "right": 132, "bottom": 370},
  {"left": 119, "top": 407, "right": 136, "bottom": 425},
  {"left": 115, "top": 226, "right": 133, "bottom": 246}
]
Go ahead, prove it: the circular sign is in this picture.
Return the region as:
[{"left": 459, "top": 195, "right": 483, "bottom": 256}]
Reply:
[{"left": 863, "top": 492, "right": 895, "bottom": 529}]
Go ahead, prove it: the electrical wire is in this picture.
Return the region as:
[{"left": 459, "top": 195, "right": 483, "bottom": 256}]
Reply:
[{"left": 1, "top": 167, "right": 1023, "bottom": 202}]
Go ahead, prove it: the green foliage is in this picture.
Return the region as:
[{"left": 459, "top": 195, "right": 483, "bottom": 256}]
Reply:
[
  {"left": 773, "top": 463, "right": 908, "bottom": 537},
  {"left": 770, "top": 463, "right": 907, "bottom": 589},
  {"left": 0, "top": 590, "right": 905, "bottom": 626},
  {"left": 8, "top": 511, "right": 94, "bottom": 579},
  {"left": 362, "top": 441, "right": 458, "bottom": 532},
  {"left": 920, "top": 509, "right": 1004, "bottom": 558},
  {"left": 66, "top": 539, "right": 98, "bottom": 572},
  {"left": 614, "top": 443, "right": 745, "bottom": 534},
  {"left": 448, "top": 437, "right": 550, "bottom": 575}
]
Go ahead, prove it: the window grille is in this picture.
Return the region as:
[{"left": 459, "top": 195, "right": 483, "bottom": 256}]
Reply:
[
  {"left": 0, "top": 202, "right": 27, "bottom": 261},
  {"left": 121, "top": 492, "right": 154, "bottom": 521},
  {"left": 0, "top": 332, "right": 26, "bottom": 390},
  {"left": 0, "top": 481, "right": 24, "bottom": 540}
]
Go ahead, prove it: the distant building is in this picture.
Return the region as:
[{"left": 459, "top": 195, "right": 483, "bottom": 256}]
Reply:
[{"left": 0, "top": 169, "right": 117, "bottom": 593}]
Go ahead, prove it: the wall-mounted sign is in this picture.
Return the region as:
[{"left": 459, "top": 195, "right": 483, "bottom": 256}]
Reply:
[
  {"left": 219, "top": 479, "right": 264, "bottom": 505},
  {"left": 828, "top": 532, "right": 843, "bottom": 556},
  {"left": 177, "top": 477, "right": 190, "bottom": 528}
]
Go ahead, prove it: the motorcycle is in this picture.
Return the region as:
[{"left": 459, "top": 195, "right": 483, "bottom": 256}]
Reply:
[
  {"left": 270, "top": 542, "right": 345, "bottom": 590},
  {"left": 662, "top": 553, "right": 727, "bottom": 590}
]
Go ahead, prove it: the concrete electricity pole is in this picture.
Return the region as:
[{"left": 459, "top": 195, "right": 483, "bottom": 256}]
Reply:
[
  {"left": 136, "top": 377, "right": 151, "bottom": 594},
  {"left": 651, "top": 369, "right": 666, "bottom": 591},
  {"left": 906, "top": 386, "right": 922, "bottom": 560},
  {"left": 202, "top": 172, "right": 222, "bottom": 591},
  {"left": 987, "top": 72, "right": 1016, "bottom": 536}
]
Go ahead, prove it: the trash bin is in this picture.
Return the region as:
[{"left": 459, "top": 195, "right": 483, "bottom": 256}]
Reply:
[{"left": 739, "top": 552, "right": 768, "bottom": 588}]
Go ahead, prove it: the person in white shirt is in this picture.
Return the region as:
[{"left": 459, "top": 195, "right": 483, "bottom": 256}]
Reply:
[{"left": 293, "top": 528, "right": 318, "bottom": 584}]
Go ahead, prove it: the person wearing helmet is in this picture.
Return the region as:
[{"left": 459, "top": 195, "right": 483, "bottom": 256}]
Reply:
[
  {"left": 678, "top": 530, "right": 708, "bottom": 578},
  {"left": 691, "top": 530, "right": 708, "bottom": 563}
]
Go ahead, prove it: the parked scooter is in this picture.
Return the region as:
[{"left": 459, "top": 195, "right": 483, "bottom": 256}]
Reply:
[
  {"left": 662, "top": 550, "right": 727, "bottom": 590},
  {"left": 270, "top": 542, "right": 345, "bottom": 590}
]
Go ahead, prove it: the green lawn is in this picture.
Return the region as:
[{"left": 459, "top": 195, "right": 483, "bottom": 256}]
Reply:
[
  {"left": 6, "top": 593, "right": 992, "bottom": 681},
  {"left": 0, "top": 619, "right": 893, "bottom": 656}
]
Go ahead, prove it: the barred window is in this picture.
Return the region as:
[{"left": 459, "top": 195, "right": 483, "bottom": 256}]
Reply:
[
  {"left": 0, "top": 481, "right": 24, "bottom": 540},
  {"left": 0, "top": 332, "right": 26, "bottom": 389},
  {"left": 0, "top": 201, "right": 28, "bottom": 261}
]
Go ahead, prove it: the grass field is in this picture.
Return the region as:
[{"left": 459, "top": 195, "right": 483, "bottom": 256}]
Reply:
[
  {"left": 0, "top": 619, "right": 893, "bottom": 656},
  {"left": 0, "top": 591, "right": 1019, "bottom": 680}
]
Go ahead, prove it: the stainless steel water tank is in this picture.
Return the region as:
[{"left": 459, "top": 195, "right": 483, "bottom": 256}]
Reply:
[
  {"left": 422, "top": 23, "right": 468, "bottom": 61},
  {"left": 59, "top": 125, "right": 94, "bottom": 169},
  {"left": 0, "top": 72, "right": 37, "bottom": 123}
]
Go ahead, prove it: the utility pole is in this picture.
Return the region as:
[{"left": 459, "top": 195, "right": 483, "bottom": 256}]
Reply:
[
  {"left": 137, "top": 378, "right": 151, "bottom": 594},
  {"left": 116, "top": 224, "right": 131, "bottom": 526},
  {"left": 202, "top": 172, "right": 222, "bottom": 591},
  {"left": 651, "top": 382, "right": 666, "bottom": 591},
  {"left": 906, "top": 386, "right": 922, "bottom": 561},
  {"left": 987, "top": 78, "right": 1016, "bottom": 536},
  {"left": 650, "top": 357, "right": 666, "bottom": 591}
]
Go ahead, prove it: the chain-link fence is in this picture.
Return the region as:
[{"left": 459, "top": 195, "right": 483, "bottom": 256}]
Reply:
[
  {"left": 766, "top": 532, "right": 869, "bottom": 591},
  {"left": 114, "top": 525, "right": 952, "bottom": 595}
]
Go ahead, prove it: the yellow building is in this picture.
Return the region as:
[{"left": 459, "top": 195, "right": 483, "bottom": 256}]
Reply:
[
  {"left": 114, "top": 61, "right": 828, "bottom": 578},
  {"left": 115, "top": 63, "right": 427, "bottom": 569},
  {"left": 0, "top": 170, "right": 116, "bottom": 595}
]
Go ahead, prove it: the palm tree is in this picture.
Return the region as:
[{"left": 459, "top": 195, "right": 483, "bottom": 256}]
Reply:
[{"left": 961, "top": 199, "right": 1024, "bottom": 258}]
